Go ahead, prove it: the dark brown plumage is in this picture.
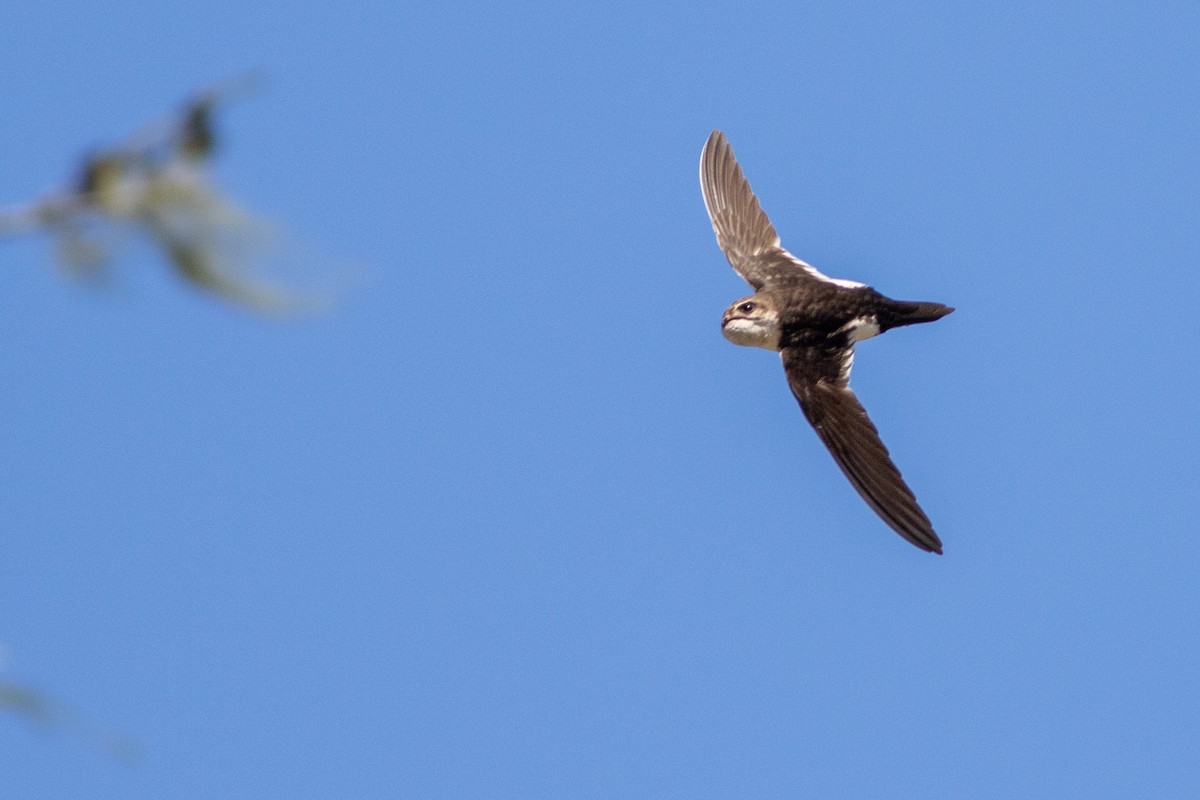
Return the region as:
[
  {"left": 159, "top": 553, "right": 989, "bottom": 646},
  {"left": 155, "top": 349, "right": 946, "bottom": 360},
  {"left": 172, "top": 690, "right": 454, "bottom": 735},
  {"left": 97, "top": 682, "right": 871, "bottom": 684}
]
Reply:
[{"left": 701, "top": 129, "right": 952, "bottom": 553}]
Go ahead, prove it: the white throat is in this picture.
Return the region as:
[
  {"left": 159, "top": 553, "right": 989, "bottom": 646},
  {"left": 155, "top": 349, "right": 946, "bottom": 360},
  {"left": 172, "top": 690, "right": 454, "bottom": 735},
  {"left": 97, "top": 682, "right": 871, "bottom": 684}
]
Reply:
[{"left": 722, "top": 317, "right": 781, "bottom": 350}]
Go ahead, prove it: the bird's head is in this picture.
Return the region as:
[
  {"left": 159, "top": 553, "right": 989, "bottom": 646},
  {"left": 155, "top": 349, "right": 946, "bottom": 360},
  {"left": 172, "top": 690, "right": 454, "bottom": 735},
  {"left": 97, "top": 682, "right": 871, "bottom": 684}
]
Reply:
[{"left": 721, "top": 294, "right": 782, "bottom": 350}]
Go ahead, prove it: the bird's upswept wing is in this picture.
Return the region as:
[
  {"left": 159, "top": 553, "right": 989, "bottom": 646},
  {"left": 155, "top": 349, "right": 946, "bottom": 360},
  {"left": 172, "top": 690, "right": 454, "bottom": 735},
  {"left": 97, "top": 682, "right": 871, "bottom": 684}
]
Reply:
[
  {"left": 781, "top": 343, "right": 943, "bottom": 553},
  {"left": 700, "top": 130, "right": 849, "bottom": 291}
]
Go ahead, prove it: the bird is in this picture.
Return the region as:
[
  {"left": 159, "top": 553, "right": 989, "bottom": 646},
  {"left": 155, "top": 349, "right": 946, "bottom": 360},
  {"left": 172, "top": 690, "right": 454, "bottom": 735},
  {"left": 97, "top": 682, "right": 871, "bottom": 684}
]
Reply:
[{"left": 699, "top": 130, "right": 953, "bottom": 554}]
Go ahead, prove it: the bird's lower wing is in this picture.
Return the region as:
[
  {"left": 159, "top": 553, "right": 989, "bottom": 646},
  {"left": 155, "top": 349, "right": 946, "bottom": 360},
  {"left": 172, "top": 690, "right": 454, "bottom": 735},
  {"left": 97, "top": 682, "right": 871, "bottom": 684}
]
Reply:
[{"left": 782, "top": 346, "right": 942, "bottom": 553}]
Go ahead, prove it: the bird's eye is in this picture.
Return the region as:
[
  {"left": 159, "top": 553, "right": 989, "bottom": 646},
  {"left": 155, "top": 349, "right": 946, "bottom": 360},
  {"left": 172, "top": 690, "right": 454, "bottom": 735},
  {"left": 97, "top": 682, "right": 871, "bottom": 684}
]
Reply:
[{"left": 738, "top": 302, "right": 756, "bottom": 313}]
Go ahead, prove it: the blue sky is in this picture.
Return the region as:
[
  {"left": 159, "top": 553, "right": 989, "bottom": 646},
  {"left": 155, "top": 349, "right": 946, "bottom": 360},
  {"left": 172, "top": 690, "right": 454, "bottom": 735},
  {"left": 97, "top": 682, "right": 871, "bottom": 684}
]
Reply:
[{"left": 3, "top": 1, "right": 1199, "bottom": 797}]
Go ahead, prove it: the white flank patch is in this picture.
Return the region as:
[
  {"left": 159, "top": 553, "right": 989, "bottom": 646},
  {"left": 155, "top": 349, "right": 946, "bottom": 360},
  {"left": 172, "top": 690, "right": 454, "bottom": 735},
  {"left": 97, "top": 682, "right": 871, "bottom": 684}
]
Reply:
[{"left": 841, "top": 316, "right": 881, "bottom": 343}]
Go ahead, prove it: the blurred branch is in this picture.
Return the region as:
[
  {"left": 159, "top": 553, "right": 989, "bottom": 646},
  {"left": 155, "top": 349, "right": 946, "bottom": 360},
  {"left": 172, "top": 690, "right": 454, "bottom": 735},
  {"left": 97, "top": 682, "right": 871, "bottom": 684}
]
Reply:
[
  {"left": 0, "top": 71, "right": 333, "bottom": 313},
  {"left": 1, "top": 678, "right": 138, "bottom": 763}
]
